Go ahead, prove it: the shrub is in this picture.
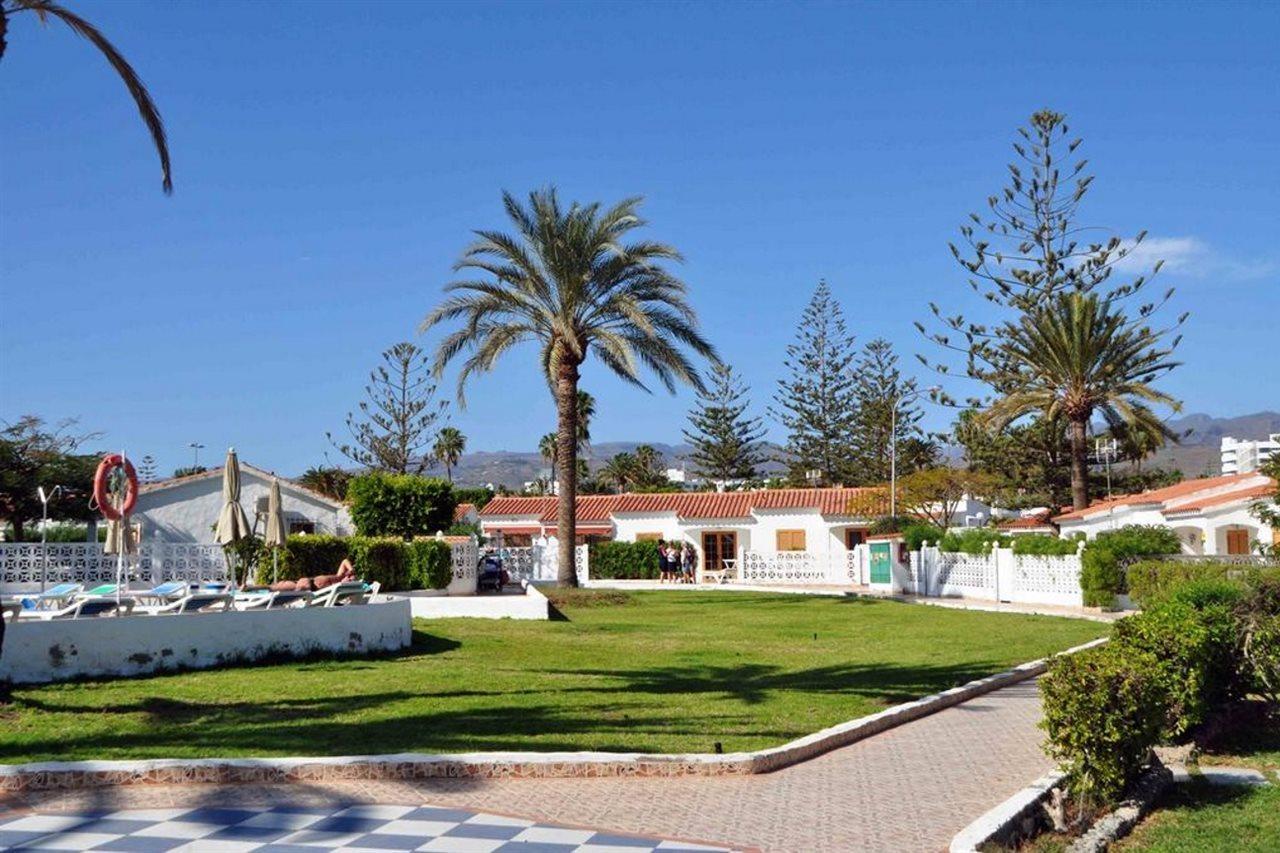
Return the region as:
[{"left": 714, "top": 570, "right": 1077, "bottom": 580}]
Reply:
[
  {"left": 276, "top": 534, "right": 352, "bottom": 581},
  {"left": 405, "top": 538, "right": 453, "bottom": 590},
  {"left": 1238, "top": 576, "right": 1280, "bottom": 702},
  {"left": 589, "top": 540, "right": 660, "bottom": 579},
  {"left": 1111, "top": 598, "right": 1241, "bottom": 738},
  {"left": 900, "top": 522, "right": 946, "bottom": 551},
  {"left": 350, "top": 537, "right": 409, "bottom": 591},
  {"left": 347, "top": 473, "right": 455, "bottom": 539},
  {"left": 1040, "top": 645, "right": 1168, "bottom": 805},
  {"left": 937, "top": 527, "right": 1010, "bottom": 554},
  {"left": 1126, "top": 560, "right": 1280, "bottom": 607},
  {"left": 1080, "top": 525, "right": 1181, "bottom": 607},
  {"left": 1011, "top": 534, "right": 1080, "bottom": 556}
]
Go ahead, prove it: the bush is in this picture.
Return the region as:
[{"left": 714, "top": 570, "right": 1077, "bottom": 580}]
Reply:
[
  {"left": 900, "top": 522, "right": 945, "bottom": 551},
  {"left": 1040, "top": 645, "right": 1168, "bottom": 805},
  {"left": 589, "top": 540, "right": 660, "bottom": 579},
  {"left": 1238, "top": 576, "right": 1280, "bottom": 702},
  {"left": 405, "top": 538, "right": 453, "bottom": 590},
  {"left": 1111, "top": 598, "right": 1241, "bottom": 738},
  {"left": 276, "top": 534, "right": 352, "bottom": 580},
  {"left": 350, "top": 537, "right": 409, "bottom": 591},
  {"left": 1011, "top": 534, "right": 1081, "bottom": 556},
  {"left": 1126, "top": 560, "right": 1280, "bottom": 607},
  {"left": 1080, "top": 525, "right": 1181, "bottom": 607},
  {"left": 938, "top": 527, "right": 1010, "bottom": 554},
  {"left": 347, "top": 473, "right": 455, "bottom": 539}
]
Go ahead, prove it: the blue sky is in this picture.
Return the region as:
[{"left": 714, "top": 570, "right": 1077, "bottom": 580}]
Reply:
[{"left": 2, "top": 0, "right": 1277, "bottom": 479}]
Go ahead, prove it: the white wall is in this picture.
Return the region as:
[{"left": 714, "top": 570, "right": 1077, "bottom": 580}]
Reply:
[
  {"left": 0, "top": 598, "right": 411, "bottom": 685},
  {"left": 610, "top": 512, "right": 682, "bottom": 543},
  {"left": 135, "top": 471, "right": 352, "bottom": 543}
]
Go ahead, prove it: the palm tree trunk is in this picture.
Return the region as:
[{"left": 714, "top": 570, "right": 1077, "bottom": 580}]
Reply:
[
  {"left": 555, "top": 360, "right": 580, "bottom": 587},
  {"left": 1069, "top": 418, "right": 1090, "bottom": 510}
]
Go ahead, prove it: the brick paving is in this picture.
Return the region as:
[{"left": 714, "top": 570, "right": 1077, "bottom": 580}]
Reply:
[{"left": 0, "top": 679, "right": 1051, "bottom": 852}]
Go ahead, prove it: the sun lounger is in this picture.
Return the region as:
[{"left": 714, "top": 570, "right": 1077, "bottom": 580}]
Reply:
[
  {"left": 2, "top": 599, "right": 23, "bottom": 623},
  {"left": 133, "top": 581, "right": 191, "bottom": 606},
  {"left": 18, "top": 582, "right": 84, "bottom": 610},
  {"left": 308, "top": 581, "right": 379, "bottom": 607},
  {"left": 81, "top": 583, "right": 120, "bottom": 598},
  {"left": 236, "top": 589, "right": 314, "bottom": 610},
  {"left": 149, "top": 592, "right": 235, "bottom": 614},
  {"left": 38, "top": 595, "right": 135, "bottom": 620}
]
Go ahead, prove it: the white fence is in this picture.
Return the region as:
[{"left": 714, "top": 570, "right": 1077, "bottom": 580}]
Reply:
[
  {"left": 0, "top": 542, "right": 229, "bottom": 594},
  {"left": 912, "top": 545, "right": 1083, "bottom": 608},
  {"left": 739, "top": 551, "right": 856, "bottom": 585},
  {"left": 495, "top": 543, "right": 589, "bottom": 584}
]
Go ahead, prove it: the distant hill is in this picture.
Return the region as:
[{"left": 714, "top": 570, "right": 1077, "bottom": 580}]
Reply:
[
  {"left": 1143, "top": 410, "right": 1280, "bottom": 477},
  {"left": 446, "top": 411, "right": 1280, "bottom": 488}
]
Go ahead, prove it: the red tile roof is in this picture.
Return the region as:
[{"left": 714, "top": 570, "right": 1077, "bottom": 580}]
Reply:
[
  {"left": 453, "top": 503, "right": 477, "bottom": 522},
  {"left": 996, "top": 512, "right": 1056, "bottom": 531},
  {"left": 479, "top": 487, "right": 888, "bottom": 523},
  {"left": 1164, "top": 483, "right": 1275, "bottom": 515},
  {"left": 1053, "top": 473, "right": 1271, "bottom": 522}
]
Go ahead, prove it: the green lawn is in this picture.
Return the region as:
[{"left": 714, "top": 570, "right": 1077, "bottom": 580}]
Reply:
[
  {"left": 0, "top": 591, "right": 1105, "bottom": 763},
  {"left": 1113, "top": 781, "right": 1280, "bottom": 852}
]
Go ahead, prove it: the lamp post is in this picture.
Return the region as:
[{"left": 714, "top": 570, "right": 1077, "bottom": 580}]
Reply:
[
  {"left": 889, "top": 386, "right": 941, "bottom": 519},
  {"left": 188, "top": 442, "right": 205, "bottom": 469},
  {"left": 36, "top": 484, "right": 64, "bottom": 593}
]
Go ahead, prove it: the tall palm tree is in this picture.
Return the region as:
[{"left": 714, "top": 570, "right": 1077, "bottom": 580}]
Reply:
[
  {"left": 2, "top": 0, "right": 172, "bottom": 193},
  {"left": 575, "top": 390, "right": 595, "bottom": 457},
  {"left": 600, "top": 453, "right": 636, "bottom": 494},
  {"left": 538, "top": 432, "right": 558, "bottom": 487},
  {"left": 984, "top": 292, "right": 1180, "bottom": 510},
  {"left": 433, "top": 427, "right": 466, "bottom": 483},
  {"left": 423, "top": 188, "right": 715, "bottom": 585}
]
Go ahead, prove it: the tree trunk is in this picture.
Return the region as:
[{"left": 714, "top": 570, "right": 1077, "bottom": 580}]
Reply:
[
  {"left": 11, "top": 517, "right": 24, "bottom": 542},
  {"left": 1069, "top": 418, "right": 1090, "bottom": 510},
  {"left": 554, "top": 359, "right": 580, "bottom": 587}
]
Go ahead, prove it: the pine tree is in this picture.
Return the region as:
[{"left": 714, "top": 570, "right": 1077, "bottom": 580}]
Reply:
[
  {"left": 683, "top": 362, "right": 767, "bottom": 486},
  {"left": 769, "top": 281, "right": 860, "bottom": 485},
  {"left": 849, "top": 339, "right": 935, "bottom": 485},
  {"left": 328, "top": 342, "right": 448, "bottom": 474}
]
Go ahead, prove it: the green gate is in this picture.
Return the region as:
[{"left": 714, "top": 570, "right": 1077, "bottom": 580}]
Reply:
[{"left": 869, "top": 541, "right": 892, "bottom": 584}]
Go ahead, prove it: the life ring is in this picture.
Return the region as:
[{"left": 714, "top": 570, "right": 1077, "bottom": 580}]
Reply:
[{"left": 94, "top": 454, "right": 139, "bottom": 520}]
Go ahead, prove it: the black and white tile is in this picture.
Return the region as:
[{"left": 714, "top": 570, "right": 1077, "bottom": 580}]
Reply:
[{"left": 0, "top": 804, "right": 734, "bottom": 852}]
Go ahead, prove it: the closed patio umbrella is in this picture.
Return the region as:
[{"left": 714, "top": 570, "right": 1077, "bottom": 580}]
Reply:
[
  {"left": 214, "top": 448, "right": 252, "bottom": 586},
  {"left": 264, "top": 476, "right": 287, "bottom": 583}
]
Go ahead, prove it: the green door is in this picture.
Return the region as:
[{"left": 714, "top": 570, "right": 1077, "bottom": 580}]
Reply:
[{"left": 869, "top": 542, "right": 892, "bottom": 584}]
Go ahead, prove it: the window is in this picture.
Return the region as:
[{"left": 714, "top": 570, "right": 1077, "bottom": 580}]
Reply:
[
  {"left": 635, "top": 532, "right": 663, "bottom": 542},
  {"left": 845, "top": 529, "right": 866, "bottom": 548},
  {"left": 776, "top": 529, "right": 806, "bottom": 551},
  {"left": 288, "top": 519, "right": 316, "bottom": 535}
]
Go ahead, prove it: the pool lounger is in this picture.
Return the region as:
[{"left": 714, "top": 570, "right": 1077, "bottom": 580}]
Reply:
[
  {"left": 150, "top": 592, "right": 235, "bottom": 615},
  {"left": 37, "top": 595, "right": 135, "bottom": 620}
]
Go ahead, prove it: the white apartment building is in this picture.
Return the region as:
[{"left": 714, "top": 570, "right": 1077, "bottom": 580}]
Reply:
[{"left": 1221, "top": 434, "right": 1280, "bottom": 475}]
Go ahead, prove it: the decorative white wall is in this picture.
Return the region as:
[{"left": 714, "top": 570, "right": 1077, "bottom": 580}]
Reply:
[{"left": 0, "top": 598, "right": 411, "bottom": 685}]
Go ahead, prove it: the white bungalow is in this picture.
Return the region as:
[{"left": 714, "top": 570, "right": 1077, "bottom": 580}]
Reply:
[
  {"left": 133, "top": 463, "right": 353, "bottom": 543},
  {"left": 1053, "top": 472, "right": 1277, "bottom": 556},
  {"left": 478, "top": 487, "right": 890, "bottom": 574}
]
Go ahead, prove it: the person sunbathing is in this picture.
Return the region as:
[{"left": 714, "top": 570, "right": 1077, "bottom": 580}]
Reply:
[{"left": 268, "top": 559, "right": 356, "bottom": 592}]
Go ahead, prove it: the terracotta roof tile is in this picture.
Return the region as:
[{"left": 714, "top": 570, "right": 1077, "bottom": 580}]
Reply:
[
  {"left": 479, "top": 495, "right": 556, "bottom": 517},
  {"left": 479, "top": 486, "right": 890, "bottom": 522},
  {"left": 1053, "top": 473, "right": 1269, "bottom": 522},
  {"left": 997, "top": 513, "right": 1056, "bottom": 530},
  {"left": 1164, "top": 482, "right": 1275, "bottom": 515},
  {"left": 453, "top": 503, "right": 477, "bottom": 522}
]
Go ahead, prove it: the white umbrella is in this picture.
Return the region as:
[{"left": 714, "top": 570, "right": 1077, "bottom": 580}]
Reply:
[
  {"left": 214, "top": 448, "right": 252, "bottom": 586},
  {"left": 263, "top": 477, "right": 287, "bottom": 583}
]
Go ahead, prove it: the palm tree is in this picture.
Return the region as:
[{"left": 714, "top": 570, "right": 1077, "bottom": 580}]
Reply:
[
  {"left": 2, "top": 0, "right": 172, "bottom": 193},
  {"left": 601, "top": 453, "right": 637, "bottom": 494},
  {"left": 433, "top": 427, "right": 466, "bottom": 483},
  {"left": 422, "top": 188, "right": 715, "bottom": 585},
  {"left": 632, "top": 444, "right": 664, "bottom": 487},
  {"left": 297, "top": 466, "right": 353, "bottom": 501},
  {"left": 984, "top": 292, "right": 1180, "bottom": 510},
  {"left": 575, "top": 390, "right": 595, "bottom": 456},
  {"left": 538, "top": 432, "right": 558, "bottom": 487}
]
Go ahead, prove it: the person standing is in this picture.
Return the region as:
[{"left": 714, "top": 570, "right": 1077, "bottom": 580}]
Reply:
[
  {"left": 656, "top": 539, "right": 670, "bottom": 582},
  {"left": 682, "top": 543, "right": 696, "bottom": 584}
]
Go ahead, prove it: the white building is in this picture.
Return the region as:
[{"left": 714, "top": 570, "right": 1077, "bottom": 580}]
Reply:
[
  {"left": 134, "top": 463, "right": 353, "bottom": 543},
  {"left": 478, "top": 487, "right": 889, "bottom": 573},
  {"left": 1054, "top": 472, "right": 1277, "bottom": 556},
  {"left": 1222, "top": 434, "right": 1280, "bottom": 475}
]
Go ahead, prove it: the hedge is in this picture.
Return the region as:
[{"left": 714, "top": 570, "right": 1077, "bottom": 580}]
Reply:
[
  {"left": 1011, "top": 534, "right": 1082, "bottom": 556},
  {"left": 1126, "top": 559, "right": 1280, "bottom": 608},
  {"left": 937, "top": 528, "right": 1010, "bottom": 554},
  {"left": 271, "top": 534, "right": 452, "bottom": 591},
  {"left": 347, "top": 473, "right": 455, "bottom": 539},
  {"left": 1079, "top": 525, "right": 1181, "bottom": 607},
  {"left": 588, "top": 540, "right": 660, "bottom": 579}
]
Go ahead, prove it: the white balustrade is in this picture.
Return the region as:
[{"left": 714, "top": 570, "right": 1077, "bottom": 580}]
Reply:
[{"left": 0, "top": 542, "right": 229, "bottom": 594}]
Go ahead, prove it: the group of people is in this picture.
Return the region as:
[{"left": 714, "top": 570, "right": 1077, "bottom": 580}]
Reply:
[{"left": 657, "top": 540, "right": 697, "bottom": 583}]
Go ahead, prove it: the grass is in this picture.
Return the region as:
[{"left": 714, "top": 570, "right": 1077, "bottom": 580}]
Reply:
[
  {"left": 1112, "top": 781, "right": 1280, "bottom": 852},
  {"left": 0, "top": 591, "right": 1106, "bottom": 763},
  {"left": 1195, "top": 703, "right": 1280, "bottom": 774}
]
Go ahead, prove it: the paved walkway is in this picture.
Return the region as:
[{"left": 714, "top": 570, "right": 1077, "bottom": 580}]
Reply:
[{"left": 0, "top": 679, "right": 1051, "bottom": 852}]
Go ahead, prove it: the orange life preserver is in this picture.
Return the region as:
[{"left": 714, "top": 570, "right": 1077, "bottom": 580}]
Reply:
[{"left": 94, "top": 454, "right": 139, "bottom": 520}]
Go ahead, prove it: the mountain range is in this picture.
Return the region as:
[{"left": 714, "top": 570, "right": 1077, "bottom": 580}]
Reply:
[{"left": 445, "top": 411, "right": 1280, "bottom": 489}]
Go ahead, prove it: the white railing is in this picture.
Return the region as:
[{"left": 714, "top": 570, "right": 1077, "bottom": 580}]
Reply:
[
  {"left": 912, "top": 545, "right": 1083, "bottom": 607},
  {"left": 739, "top": 550, "right": 849, "bottom": 585},
  {"left": 0, "top": 542, "right": 229, "bottom": 593},
  {"left": 492, "top": 543, "right": 588, "bottom": 583},
  {"left": 447, "top": 538, "right": 478, "bottom": 595}
]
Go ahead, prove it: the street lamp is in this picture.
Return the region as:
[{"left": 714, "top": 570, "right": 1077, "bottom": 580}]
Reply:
[
  {"left": 889, "top": 386, "right": 942, "bottom": 519},
  {"left": 188, "top": 442, "right": 206, "bottom": 469},
  {"left": 36, "top": 484, "right": 65, "bottom": 593}
]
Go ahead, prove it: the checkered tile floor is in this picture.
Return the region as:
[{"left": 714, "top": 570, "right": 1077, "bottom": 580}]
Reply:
[{"left": 0, "top": 804, "right": 734, "bottom": 852}]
